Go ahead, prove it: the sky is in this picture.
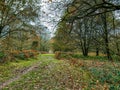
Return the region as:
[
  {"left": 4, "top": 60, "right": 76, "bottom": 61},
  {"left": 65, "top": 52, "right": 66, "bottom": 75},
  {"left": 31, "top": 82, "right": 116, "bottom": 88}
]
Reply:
[
  {"left": 115, "top": 10, "right": 120, "bottom": 19},
  {"left": 39, "top": 0, "right": 69, "bottom": 37}
]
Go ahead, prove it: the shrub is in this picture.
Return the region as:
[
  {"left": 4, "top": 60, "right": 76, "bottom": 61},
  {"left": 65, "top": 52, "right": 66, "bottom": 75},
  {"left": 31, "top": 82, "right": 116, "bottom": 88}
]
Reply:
[
  {"left": 11, "top": 50, "right": 39, "bottom": 60},
  {"left": 0, "top": 52, "right": 5, "bottom": 62},
  {"left": 0, "top": 51, "right": 13, "bottom": 63},
  {"left": 55, "top": 52, "right": 73, "bottom": 60},
  {"left": 55, "top": 51, "right": 61, "bottom": 59},
  {"left": 0, "top": 52, "right": 5, "bottom": 58},
  {"left": 15, "top": 52, "right": 25, "bottom": 60}
]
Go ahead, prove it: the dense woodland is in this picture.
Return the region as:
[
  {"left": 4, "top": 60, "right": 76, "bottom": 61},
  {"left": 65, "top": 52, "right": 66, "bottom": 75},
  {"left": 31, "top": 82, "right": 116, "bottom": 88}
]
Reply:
[
  {"left": 0, "top": 0, "right": 120, "bottom": 61},
  {"left": 53, "top": 0, "right": 120, "bottom": 61},
  {"left": 0, "top": 0, "right": 120, "bottom": 89},
  {"left": 0, "top": 0, "right": 51, "bottom": 62}
]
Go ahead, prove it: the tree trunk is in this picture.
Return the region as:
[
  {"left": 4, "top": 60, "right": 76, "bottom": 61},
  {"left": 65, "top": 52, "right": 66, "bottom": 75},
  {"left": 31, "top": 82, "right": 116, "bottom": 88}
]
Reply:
[
  {"left": 105, "top": 38, "right": 112, "bottom": 60},
  {"left": 96, "top": 47, "right": 99, "bottom": 56},
  {"left": 116, "top": 42, "right": 120, "bottom": 56},
  {"left": 84, "top": 49, "right": 88, "bottom": 56},
  {"left": 103, "top": 12, "right": 112, "bottom": 61},
  {"left": 0, "top": 25, "right": 4, "bottom": 37},
  {"left": 82, "top": 47, "right": 88, "bottom": 56}
]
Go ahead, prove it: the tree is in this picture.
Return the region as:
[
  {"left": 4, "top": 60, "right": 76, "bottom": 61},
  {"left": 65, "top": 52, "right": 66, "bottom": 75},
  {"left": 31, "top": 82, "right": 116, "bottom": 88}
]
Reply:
[
  {"left": 68, "top": 18, "right": 94, "bottom": 56},
  {"left": 64, "top": 0, "right": 120, "bottom": 21},
  {"left": 0, "top": 0, "right": 40, "bottom": 38},
  {"left": 56, "top": 0, "right": 120, "bottom": 61},
  {"left": 109, "top": 13, "right": 120, "bottom": 57},
  {"left": 53, "top": 21, "right": 75, "bottom": 52},
  {"left": 101, "top": 12, "right": 112, "bottom": 60}
]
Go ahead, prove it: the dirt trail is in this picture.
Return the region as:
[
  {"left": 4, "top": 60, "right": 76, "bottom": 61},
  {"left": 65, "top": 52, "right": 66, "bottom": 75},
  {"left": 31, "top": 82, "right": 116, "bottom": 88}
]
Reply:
[{"left": 0, "top": 62, "right": 41, "bottom": 89}]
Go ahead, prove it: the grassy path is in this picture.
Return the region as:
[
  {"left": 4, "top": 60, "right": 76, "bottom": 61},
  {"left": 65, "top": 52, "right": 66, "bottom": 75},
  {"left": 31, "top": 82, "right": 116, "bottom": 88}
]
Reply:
[
  {"left": 1, "top": 54, "right": 120, "bottom": 90},
  {"left": 0, "top": 56, "right": 43, "bottom": 89},
  {"left": 0, "top": 62, "right": 41, "bottom": 89},
  {"left": 1, "top": 54, "right": 89, "bottom": 90}
]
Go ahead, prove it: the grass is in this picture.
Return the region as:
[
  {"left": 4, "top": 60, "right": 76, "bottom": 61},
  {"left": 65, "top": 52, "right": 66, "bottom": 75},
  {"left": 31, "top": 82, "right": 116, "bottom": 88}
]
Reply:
[
  {"left": 1, "top": 54, "right": 120, "bottom": 90},
  {"left": 71, "top": 53, "right": 120, "bottom": 61},
  {"left": 72, "top": 54, "right": 107, "bottom": 61},
  {"left": 0, "top": 56, "right": 41, "bottom": 85},
  {"left": 58, "top": 52, "right": 107, "bottom": 61},
  {"left": 2, "top": 54, "right": 91, "bottom": 90}
]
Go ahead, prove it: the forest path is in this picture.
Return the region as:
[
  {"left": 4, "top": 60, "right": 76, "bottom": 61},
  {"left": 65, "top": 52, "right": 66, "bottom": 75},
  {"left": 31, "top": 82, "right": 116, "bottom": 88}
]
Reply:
[
  {"left": 1, "top": 55, "right": 120, "bottom": 90},
  {"left": 1, "top": 54, "right": 85, "bottom": 90},
  {"left": 0, "top": 61, "right": 41, "bottom": 89}
]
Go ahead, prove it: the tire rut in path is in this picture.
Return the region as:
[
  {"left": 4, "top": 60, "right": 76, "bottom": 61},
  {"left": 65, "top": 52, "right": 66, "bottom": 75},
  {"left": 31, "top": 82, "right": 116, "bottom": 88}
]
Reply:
[{"left": 0, "top": 62, "right": 41, "bottom": 89}]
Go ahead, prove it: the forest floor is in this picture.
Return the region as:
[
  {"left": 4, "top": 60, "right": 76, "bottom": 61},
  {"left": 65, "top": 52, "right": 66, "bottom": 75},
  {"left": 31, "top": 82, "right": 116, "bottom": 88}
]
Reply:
[{"left": 0, "top": 54, "right": 120, "bottom": 90}]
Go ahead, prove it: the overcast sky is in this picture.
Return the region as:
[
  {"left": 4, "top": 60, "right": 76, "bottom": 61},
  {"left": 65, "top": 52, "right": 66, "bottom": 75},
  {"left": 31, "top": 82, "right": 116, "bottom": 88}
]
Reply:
[{"left": 39, "top": 0, "right": 70, "bottom": 37}]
